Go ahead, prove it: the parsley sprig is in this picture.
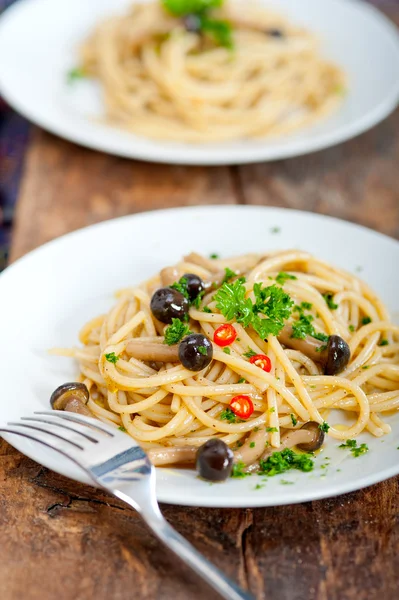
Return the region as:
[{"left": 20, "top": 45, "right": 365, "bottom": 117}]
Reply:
[
  {"left": 214, "top": 280, "right": 293, "bottom": 340},
  {"left": 164, "top": 318, "right": 192, "bottom": 345},
  {"left": 259, "top": 448, "right": 314, "bottom": 476},
  {"left": 105, "top": 352, "right": 119, "bottom": 364},
  {"left": 163, "top": 0, "right": 233, "bottom": 48},
  {"left": 275, "top": 272, "right": 297, "bottom": 286}
]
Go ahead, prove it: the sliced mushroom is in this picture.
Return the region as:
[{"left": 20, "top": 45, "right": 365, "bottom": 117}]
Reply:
[
  {"left": 296, "top": 422, "right": 325, "bottom": 452},
  {"left": 278, "top": 326, "right": 350, "bottom": 375},
  {"left": 126, "top": 340, "right": 179, "bottom": 362},
  {"left": 147, "top": 446, "right": 197, "bottom": 466},
  {"left": 160, "top": 266, "right": 179, "bottom": 287},
  {"left": 50, "top": 382, "right": 92, "bottom": 416}
]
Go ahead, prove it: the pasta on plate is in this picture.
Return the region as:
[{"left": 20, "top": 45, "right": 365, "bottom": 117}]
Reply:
[
  {"left": 76, "top": 0, "right": 346, "bottom": 142},
  {"left": 52, "top": 250, "right": 399, "bottom": 481}
]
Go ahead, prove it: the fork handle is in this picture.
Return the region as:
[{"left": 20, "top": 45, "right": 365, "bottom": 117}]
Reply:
[{"left": 141, "top": 507, "right": 254, "bottom": 600}]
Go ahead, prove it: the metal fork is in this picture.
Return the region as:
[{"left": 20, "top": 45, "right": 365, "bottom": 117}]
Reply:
[{"left": 0, "top": 411, "right": 254, "bottom": 600}]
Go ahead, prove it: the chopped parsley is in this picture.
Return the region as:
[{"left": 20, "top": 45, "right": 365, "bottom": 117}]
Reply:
[
  {"left": 164, "top": 319, "right": 192, "bottom": 345},
  {"left": 220, "top": 408, "right": 237, "bottom": 423},
  {"left": 105, "top": 352, "right": 119, "bottom": 364},
  {"left": 118, "top": 426, "right": 127, "bottom": 432},
  {"left": 362, "top": 316, "right": 372, "bottom": 325},
  {"left": 275, "top": 272, "right": 297, "bottom": 286},
  {"left": 269, "top": 407, "right": 275, "bottom": 413},
  {"left": 319, "top": 422, "right": 330, "bottom": 433},
  {"left": 203, "top": 306, "right": 212, "bottom": 313},
  {"left": 243, "top": 348, "right": 257, "bottom": 359},
  {"left": 323, "top": 293, "right": 338, "bottom": 310},
  {"left": 362, "top": 365, "right": 370, "bottom": 370},
  {"left": 249, "top": 442, "right": 255, "bottom": 448},
  {"left": 349, "top": 324, "right": 355, "bottom": 333},
  {"left": 270, "top": 226, "right": 281, "bottom": 234},
  {"left": 67, "top": 66, "right": 86, "bottom": 84},
  {"left": 238, "top": 377, "right": 247, "bottom": 383},
  {"left": 339, "top": 439, "right": 369, "bottom": 457},
  {"left": 223, "top": 347, "right": 231, "bottom": 355},
  {"left": 223, "top": 267, "right": 237, "bottom": 283},
  {"left": 280, "top": 480, "right": 294, "bottom": 485},
  {"left": 266, "top": 427, "right": 278, "bottom": 433},
  {"left": 379, "top": 339, "right": 389, "bottom": 346},
  {"left": 291, "top": 313, "right": 329, "bottom": 342},
  {"left": 300, "top": 302, "right": 313, "bottom": 311},
  {"left": 170, "top": 276, "right": 189, "bottom": 299},
  {"left": 255, "top": 483, "right": 265, "bottom": 490},
  {"left": 259, "top": 448, "right": 314, "bottom": 476},
  {"left": 192, "top": 292, "right": 205, "bottom": 309},
  {"left": 163, "top": 0, "right": 233, "bottom": 48},
  {"left": 198, "top": 345, "right": 208, "bottom": 355},
  {"left": 209, "top": 253, "right": 219, "bottom": 259},
  {"left": 290, "top": 413, "right": 298, "bottom": 427},
  {"left": 231, "top": 461, "right": 251, "bottom": 478}
]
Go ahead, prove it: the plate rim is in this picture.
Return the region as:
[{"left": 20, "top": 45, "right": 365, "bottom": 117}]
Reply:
[
  {"left": 0, "top": 0, "right": 399, "bottom": 165},
  {"left": 1, "top": 204, "right": 399, "bottom": 507}
]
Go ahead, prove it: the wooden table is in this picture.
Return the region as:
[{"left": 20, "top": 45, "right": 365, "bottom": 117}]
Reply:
[{"left": 2, "top": 4, "right": 399, "bottom": 598}]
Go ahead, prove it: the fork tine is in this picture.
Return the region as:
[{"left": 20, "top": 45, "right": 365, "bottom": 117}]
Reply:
[
  {"left": 20, "top": 417, "right": 99, "bottom": 443},
  {"left": 7, "top": 422, "right": 84, "bottom": 450},
  {"left": 34, "top": 411, "right": 115, "bottom": 437}
]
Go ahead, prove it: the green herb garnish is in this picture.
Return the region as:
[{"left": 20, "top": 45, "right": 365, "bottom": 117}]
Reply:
[
  {"left": 238, "top": 377, "right": 247, "bottom": 383},
  {"left": 323, "top": 293, "right": 338, "bottom": 310},
  {"left": 164, "top": 318, "right": 192, "bottom": 345},
  {"left": 319, "top": 422, "right": 330, "bottom": 433},
  {"left": 379, "top": 339, "right": 389, "bottom": 346},
  {"left": 202, "top": 306, "right": 212, "bottom": 313},
  {"left": 118, "top": 426, "right": 127, "bottom": 432},
  {"left": 349, "top": 324, "right": 355, "bottom": 333},
  {"left": 280, "top": 480, "right": 294, "bottom": 485},
  {"left": 105, "top": 352, "right": 119, "bottom": 364},
  {"left": 220, "top": 407, "right": 237, "bottom": 423},
  {"left": 270, "top": 227, "right": 281, "bottom": 234},
  {"left": 231, "top": 461, "right": 251, "bottom": 478},
  {"left": 223, "top": 347, "right": 231, "bottom": 355},
  {"left": 170, "top": 276, "right": 189, "bottom": 299},
  {"left": 290, "top": 414, "right": 298, "bottom": 427},
  {"left": 243, "top": 348, "right": 257, "bottom": 359},
  {"left": 198, "top": 345, "right": 208, "bottom": 355},
  {"left": 275, "top": 272, "right": 297, "bottom": 286},
  {"left": 67, "top": 67, "right": 86, "bottom": 84},
  {"left": 339, "top": 439, "right": 369, "bottom": 457},
  {"left": 249, "top": 442, "right": 255, "bottom": 448},
  {"left": 362, "top": 316, "right": 372, "bottom": 325},
  {"left": 266, "top": 427, "right": 278, "bottom": 433},
  {"left": 223, "top": 267, "right": 237, "bottom": 283},
  {"left": 291, "top": 313, "right": 329, "bottom": 342},
  {"left": 259, "top": 448, "right": 314, "bottom": 476},
  {"left": 210, "top": 253, "right": 219, "bottom": 259}
]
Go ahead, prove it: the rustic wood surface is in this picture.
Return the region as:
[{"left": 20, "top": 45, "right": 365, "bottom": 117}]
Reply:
[{"left": 2, "top": 2, "right": 399, "bottom": 599}]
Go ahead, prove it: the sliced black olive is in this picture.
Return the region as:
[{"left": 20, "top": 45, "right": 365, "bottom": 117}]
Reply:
[
  {"left": 266, "top": 28, "right": 284, "bottom": 38},
  {"left": 50, "top": 382, "right": 89, "bottom": 410},
  {"left": 150, "top": 287, "right": 189, "bottom": 324},
  {"left": 179, "top": 333, "right": 213, "bottom": 371},
  {"left": 196, "top": 439, "right": 234, "bottom": 481},
  {"left": 297, "top": 421, "right": 325, "bottom": 452},
  {"left": 324, "top": 335, "right": 350, "bottom": 375},
  {"left": 182, "top": 273, "right": 205, "bottom": 301},
  {"left": 182, "top": 14, "right": 202, "bottom": 33}
]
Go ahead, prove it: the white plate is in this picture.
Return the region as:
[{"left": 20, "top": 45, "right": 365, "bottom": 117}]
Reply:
[
  {"left": 0, "top": 206, "right": 398, "bottom": 507},
  {"left": 0, "top": 0, "right": 398, "bottom": 165}
]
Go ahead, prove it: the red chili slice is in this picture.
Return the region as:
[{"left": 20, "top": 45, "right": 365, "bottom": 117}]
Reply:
[
  {"left": 249, "top": 354, "right": 272, "bottom": 373},
  {"left": 213, "top": 324, "right": 237, "bottom": 347},
  {"left": 229, "top": 395, "right": 254, "bottom": 419}
]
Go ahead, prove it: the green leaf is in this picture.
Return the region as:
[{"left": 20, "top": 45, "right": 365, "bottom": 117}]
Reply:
[
  {"left": 201, "top": 17, "right": 233, "bottom": 49},
  {"left": 323, "top": 293, "right": 338, "bottom": 310},
  {"left": 164, "top": 318, "right": 192, "bottom": 345},
  {"left": 202, "top": 306, "right": 212, "bottom": 313},
  {"left": 243, "top": 348, "right": 257, "bottom": 359},
  {"left": 170, "top": 277, "right": 190, "bottom": 300},
  {"left": 162, "top": 0, "right": 223, "bottom": 16},
  {"left": 290, "top": 413, "right": 298, "bottom": 427},
  {"left": 319, "top": 421, "right": 330, "bottom": 433},
  {"left": 223, "top": 347, "right": 231, "bottom": 355},
  {"left": 362, "top": 316, "right": 372, "bottom": 325},
  {"left": 67, "top": 67, "right": 86, "bottom": 84},
  {"left": 223, "top": 267, "right": 237, "bottom": 283},
  {"left": 105, "top": 352, "right": 119, "bottom": 364},
  {"left": 198, "top": 345, "right": 208, "bottom": 355},
  {"left": 275, "top": 272, "right": 297, "bottom": 286},
  {"left": 214, "top": 279, "right": 253, "bottom": 326},
  {"left": 231, "top": 461, "right": 251, "bottom": 478},
  {"left": 220, "top": 408, "right": 237, "bottom": 423}
]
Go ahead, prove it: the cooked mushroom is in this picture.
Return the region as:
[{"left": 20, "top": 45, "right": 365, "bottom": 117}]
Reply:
[
  {"left": 147, "top": 446, "right": 197, "bottom": 466},
  {"left": 278, "top": 326, "right": 350, "bottom": 375},
  {"left": 296, "top": 421, "right": 325, "bottom": 452},
  {"left": 126, "top": 340, "right": 179, "bottom": 362},
  {"left": 160, "top": 266, "right": 179, "bottom": 287},
  {"left": 50, "top": 382, "right": 92, "bottom": 416}
]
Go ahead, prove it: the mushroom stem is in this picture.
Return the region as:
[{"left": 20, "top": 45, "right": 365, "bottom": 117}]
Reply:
[
  {"left": 64, "top": 398, "right": 92, "bottom": 416},
  {"left": 126, "top": 340, "right": 179, "bottom": 362},
  {"left": 160, "top": 267, "right": 179, "bottom": 287},
  {"left": 278, "top": 324, "right": 328, "bottom": 365},
  {"left": 147, "top": 446, "right": 197, "bottom": 466}
]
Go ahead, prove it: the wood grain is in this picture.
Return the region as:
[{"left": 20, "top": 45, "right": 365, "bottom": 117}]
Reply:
[{"left": 3, "top": 1, "right": 399, "bottom": 598}]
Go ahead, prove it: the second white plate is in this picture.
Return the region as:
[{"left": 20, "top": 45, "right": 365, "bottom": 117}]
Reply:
[{"left": 0, "top": 0, "right": 398, "bottom": 165}]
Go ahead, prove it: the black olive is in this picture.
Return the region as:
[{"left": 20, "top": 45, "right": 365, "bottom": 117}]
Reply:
[
  {"left": 182, "top": 273, "right": 205, "bottom": 301},
  {"left": 324, "top": 335, "right": 350, "bottom": 375},
  {"left": 150, "top": 287, "right": 189, "bottom": 324},
  {"left": 266, "top": 28, "right": 284, "bottom": 38},
  {"left": 297, "top": 421, "right": 325, "bottom": 452},
  {"left": 182, "top": 14, "right": 202, "bottom": 33},
  {"left": 50, "top": 382, "right": 89, "bottom": 410},
  {"left": 196, "top": 439, "right": 234, "bottom": 482},
  {"left": 179, "top": 333, "right": 213, "bottom": 371}
]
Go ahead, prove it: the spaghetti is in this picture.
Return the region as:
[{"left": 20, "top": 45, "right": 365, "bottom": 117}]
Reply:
[
  {"left": 53, "top": 250, "right": 399, "bottom": 474},
  {"left": 78, "top": 0, "right": 345, "bottom": 142}
]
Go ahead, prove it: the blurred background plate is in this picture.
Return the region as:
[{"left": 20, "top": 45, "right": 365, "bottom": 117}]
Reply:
[
  {"left": 0, "top": 205, "right": 398, "bottom": 508},
  {"left": 0, "top": 0, "right": 398, "bottom": 165}
]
